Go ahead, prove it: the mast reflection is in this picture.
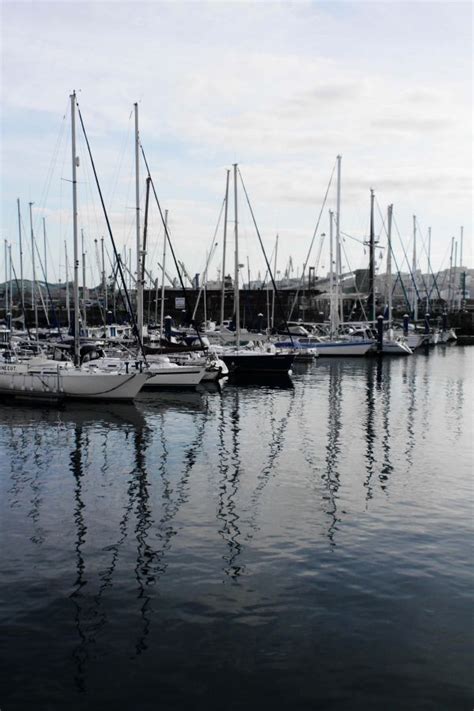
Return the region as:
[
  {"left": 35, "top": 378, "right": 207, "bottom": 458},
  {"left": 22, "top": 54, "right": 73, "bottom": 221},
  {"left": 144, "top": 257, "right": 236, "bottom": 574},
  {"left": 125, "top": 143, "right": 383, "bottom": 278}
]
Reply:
[
  {"left": 378, "top": 359, "right": 393, "bottom": 491},
  {"left": 69, "top": 425, "right": 88, "bottom": 693},
  {"left": 322, "top": 361, "right": 343, "bottom": 543},
  {"left": 364, "top": 363, "right": 376, "bottom": 502},
  {"left": 217, "top": 388, "right": 243, "bottom": 579},
  {"left": 247, "top": 388, "right": 296, "bottom": 539}
]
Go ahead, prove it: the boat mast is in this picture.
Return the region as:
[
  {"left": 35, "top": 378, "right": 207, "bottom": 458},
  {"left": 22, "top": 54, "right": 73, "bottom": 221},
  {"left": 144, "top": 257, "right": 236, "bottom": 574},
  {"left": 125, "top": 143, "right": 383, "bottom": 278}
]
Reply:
[
  {"left": 8, "top": 243, "right": 12, "bottom": 322},
  {"left": 101, "top": 235, "right": 107, "bottom": 313},
  {"left": 4, "top": 239, "right": 8, "bottom": 317},
  {"left": 427, "top": 226, "right": 431, "bottom": 312},
  {"left": 64, "top": 240, "right": 70, "bottom": 328},
  {"left": 412, "top": 215, "right": 418, "bottom": 322},
  {"left": 448, "top": 236, "right": 454, "bottom": 312},
  {"left": 160, "top": 209, "right": 168, "bottom": 344},
  {"left": 386, "top": 204, "right": 393, "bottom": 329},
  {"left": 17, "top": 198, "right": 24, "bottom": 313},
  {"left": 335, "top": 154, "right": 342, "bottom": 326},
  {"left": 28, "top": 201, "right": 39, "bottom": 340},
  {"left": 134, "top": 102, "right": 143, "bottom": 341},
  {"left": 70, "top": 91, "right": 80, "bottom": 366},
  {"left": 220, "top": 168, "right": 230, "bottom": 326},
  {"left": 271, "top": 234, "right": 279, "bottom": 329},
  {"left": 368, "top": 189, "right": 375, "bottom": 323},
  {"left": 453, "top": 239, "right": 458, "bottom": 310},
  {"left": 329, "top": 209, "right": 335, "bottom": 338},
  {"left": 233, "top": 163, "right": 240, "bottom": 347},
  {"left": 81, "top": 227, "right": 87, "bottom": 327},
  {"left": 42, "top": 217, "right": 48, "bottom": 286}
]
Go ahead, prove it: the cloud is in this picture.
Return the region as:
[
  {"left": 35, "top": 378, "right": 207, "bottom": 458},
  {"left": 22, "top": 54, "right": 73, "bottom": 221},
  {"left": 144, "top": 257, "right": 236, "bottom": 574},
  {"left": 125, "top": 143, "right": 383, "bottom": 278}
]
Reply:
[{"left": 1, "top": 0, "right": 472, "bottom": 277}]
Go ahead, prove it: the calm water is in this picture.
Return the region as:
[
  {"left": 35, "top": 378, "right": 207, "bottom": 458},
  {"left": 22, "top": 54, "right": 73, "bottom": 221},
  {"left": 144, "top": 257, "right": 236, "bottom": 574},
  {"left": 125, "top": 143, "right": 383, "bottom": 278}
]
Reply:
[{"left": 0, "top": 347, "right": 472, "bottom": 710}]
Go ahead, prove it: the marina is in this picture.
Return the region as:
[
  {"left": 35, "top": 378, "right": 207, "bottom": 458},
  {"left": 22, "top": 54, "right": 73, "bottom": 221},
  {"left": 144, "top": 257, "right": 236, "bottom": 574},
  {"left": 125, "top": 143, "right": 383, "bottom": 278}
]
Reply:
[{"left": 1, "top": 1, "right": 472, "bottom": 709}]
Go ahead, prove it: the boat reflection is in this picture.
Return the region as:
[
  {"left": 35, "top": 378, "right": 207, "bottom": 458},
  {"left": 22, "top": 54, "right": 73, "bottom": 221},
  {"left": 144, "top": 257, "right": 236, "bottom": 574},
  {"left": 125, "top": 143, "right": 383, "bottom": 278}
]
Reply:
[{"left": 67, "top": 391, "right": 212, "bottom": 689}]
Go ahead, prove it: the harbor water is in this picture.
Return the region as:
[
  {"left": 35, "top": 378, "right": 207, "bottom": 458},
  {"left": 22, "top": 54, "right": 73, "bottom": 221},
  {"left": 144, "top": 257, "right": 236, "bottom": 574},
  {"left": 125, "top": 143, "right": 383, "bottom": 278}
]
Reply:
[{"left": 0, "top": 346, "right": 472, "bottom": 710}]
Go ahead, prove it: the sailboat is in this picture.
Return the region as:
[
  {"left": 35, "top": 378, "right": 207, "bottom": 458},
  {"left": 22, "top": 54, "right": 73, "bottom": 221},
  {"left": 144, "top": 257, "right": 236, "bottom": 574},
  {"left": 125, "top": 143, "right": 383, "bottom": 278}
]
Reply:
[
  {"left": 368, "top": 197, "right": 411, "bottom": 355},
  {"left": 276, "top": 158, "right": 373, "bottom": 357},
  {"left": 216, "top": 164, "right": 294, "bottom": 376},
  {"left": 0, "top": 93, "right": 149, "bottom": 402}
]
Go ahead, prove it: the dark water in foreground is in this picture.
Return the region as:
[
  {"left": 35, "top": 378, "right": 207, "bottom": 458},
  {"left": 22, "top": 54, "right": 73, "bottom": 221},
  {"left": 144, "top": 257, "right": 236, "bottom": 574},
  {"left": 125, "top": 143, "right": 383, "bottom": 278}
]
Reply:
[{"left": 0, "top": 347, "right": 472, "bottom": 710}]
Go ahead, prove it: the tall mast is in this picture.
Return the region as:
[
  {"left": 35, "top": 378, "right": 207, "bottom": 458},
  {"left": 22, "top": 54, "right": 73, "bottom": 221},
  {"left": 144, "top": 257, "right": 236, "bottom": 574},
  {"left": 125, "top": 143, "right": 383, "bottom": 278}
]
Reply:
[
  {"left": 386, "top": 204, "right": 393, "bottom": 329},
  {"left": 81, "top": 228, "right": 87, "bottom": 327},
  {"left": 448, "top": 236, "right": 454, "bottom": 312},
  {"left": 8, "top": 243, "right": 12, "bottom": 321},
  {"left": 271, "top": 234, "right": 279, "bottom": 329},
  {"left": 70, "top": 91, "right": 80, "bottom": 365},
  {"left": 454, "top": 240, "right": 458, "bottom": 310},
  {"left": 17, "top": 198, "right": 24, "bottom": 313},
  {"left": 64, "top": 240, "right": 70, "bottom": 328},
  {"left": 42, "top": 217, "right": 48, "bottom": 285},
  {"left": 427, "top": 226, "right": 431, "bottom": 311},
  {"left": 368, "top": 189, "right": 375, "bottom": 323},
  {"left": 29, "top": 201, "right": 39, "bottom": 340},
  {"left": 412, "top": 215, "right": 417, "bottom": 321},
  {"left": 329, "top": 210, "right": 335, "bottom": 337},
  {"left": 233, "top": 163, "right": 240, "bottom": 347},
  {"left": 4, "top": 239, "right": 8, "bottom": 316},
  {"left": 335, "top": 154, "right": 342, "bottom": 325},
  {"left": 134, "top": 102, "right": 143, "bottom": 341},
  {"left": 101, "top": 236, "right": 107, "bottom": 313},
  {"left": 42, "top": 217, "right": 48, "bottom": 316},
  {"left": 220, "top": 168, "right": 230, "bottom": 326},
  {"left": 160, "top": 209, "right": 168, "bottom": 344}
]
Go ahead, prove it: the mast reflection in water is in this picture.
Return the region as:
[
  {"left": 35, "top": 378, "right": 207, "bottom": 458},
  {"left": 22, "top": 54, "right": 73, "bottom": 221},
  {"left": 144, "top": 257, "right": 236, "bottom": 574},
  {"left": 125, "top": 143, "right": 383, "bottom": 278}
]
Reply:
[{"left": 0, "top": 348, "right": 472, "bottom": 710}]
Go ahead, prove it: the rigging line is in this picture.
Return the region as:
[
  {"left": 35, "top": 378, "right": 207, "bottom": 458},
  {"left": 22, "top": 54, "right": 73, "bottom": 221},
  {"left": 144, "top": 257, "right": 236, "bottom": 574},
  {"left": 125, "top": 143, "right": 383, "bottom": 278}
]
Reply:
[
  {"left": 340, "top": 230, "right": 366, "bottom": 246},
  {"left": 379, "top": 199, "right": 429, "bottom": 300},
  {"left": 339, "top": 237, "right": 370, "bottom": 323},
  {"left": 258, "top": 241, "right": 277, "bottom": 291},
  {"left": 414, "top": 216, "right": 440, "bottom": 300},
  {"left": 288, "top": 160, "right": 336, "bottom": 321},
  {"left": 33, "top": 238, "right": 63, "bottom": 339},
  {"left": 139, "top": 143, "right": 207, "bottom": 351},
  {"left": 238, "top": 168, "right": 294, "bottom": 344},
  {"left": 10, "top": 259, "right": 32, "bottom": 340},
  {"left": 392, "top": 213, "right": 423, "bottom": 303},
  {"left": 428, "top": 241, "right": 451, "bottom": 302},
  {"left": 202, "top": 195, "right": 225, "bottom": 276},
  {"left": 409, "top": 216, "right": 431, "bottom": 299},
  {"left": 33, "top": 102, "right": 68, "bottom": 235},
  {"left": 106, "top": 110, "right": 134, "bottom": 208},
  {"left": 76, "top": 99, "right": 148, "bottom": 365},
  {"left": 190, "top": 195, "right": 226, "bottom": 321}
]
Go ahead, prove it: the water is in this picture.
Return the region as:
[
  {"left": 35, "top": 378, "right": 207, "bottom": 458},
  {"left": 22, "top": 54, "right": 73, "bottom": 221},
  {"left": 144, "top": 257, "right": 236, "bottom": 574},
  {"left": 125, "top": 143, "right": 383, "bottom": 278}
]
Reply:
[{"left": 0, "top": 347, "right": 472, "bottom": 710}]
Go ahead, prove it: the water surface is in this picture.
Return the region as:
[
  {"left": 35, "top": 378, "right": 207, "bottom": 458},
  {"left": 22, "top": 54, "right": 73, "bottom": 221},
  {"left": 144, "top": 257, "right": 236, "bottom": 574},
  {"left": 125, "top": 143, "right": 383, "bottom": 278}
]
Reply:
[{"left": 1, "top": 347, "right": 472, "bottom": 710}]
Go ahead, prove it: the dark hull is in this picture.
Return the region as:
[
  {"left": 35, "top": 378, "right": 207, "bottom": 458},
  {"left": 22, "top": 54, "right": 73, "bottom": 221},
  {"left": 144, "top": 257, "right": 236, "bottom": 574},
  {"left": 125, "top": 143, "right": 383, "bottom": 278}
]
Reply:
[{"left": 219, "top": 353, "right": 294, "bottom": 374}]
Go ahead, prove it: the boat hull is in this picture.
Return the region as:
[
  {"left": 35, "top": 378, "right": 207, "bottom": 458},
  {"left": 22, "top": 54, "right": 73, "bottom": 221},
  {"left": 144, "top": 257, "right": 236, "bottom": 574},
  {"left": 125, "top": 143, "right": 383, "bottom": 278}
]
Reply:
[
  {"left": 219, "top": 353, "right": 294, "bottom": 374},
  {"left": 0, "top": 365, "right": 148, "bottom": 402},
  {"left": 142, "top": 366, "right": 205, "bottom": 389}
]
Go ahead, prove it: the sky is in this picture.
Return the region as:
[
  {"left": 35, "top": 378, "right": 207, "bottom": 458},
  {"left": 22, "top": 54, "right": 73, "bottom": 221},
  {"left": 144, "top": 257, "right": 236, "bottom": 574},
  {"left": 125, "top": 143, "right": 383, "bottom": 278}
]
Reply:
[{"left": 0, "top": 0, "right": 472, "bottom": 288}]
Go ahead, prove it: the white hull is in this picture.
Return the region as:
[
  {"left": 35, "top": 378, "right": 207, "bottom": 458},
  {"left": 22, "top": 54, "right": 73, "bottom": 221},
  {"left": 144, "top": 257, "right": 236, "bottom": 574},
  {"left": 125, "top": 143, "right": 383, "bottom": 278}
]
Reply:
[
  {"left": 143, "top": 365, "right": 205, "bottom": 388},
  {"left": 0, "top": 362, "right": 148, "bottom": 401},
  {"left": 316, "top": 341, "right": 374, "bottom": 356},
  {"left": 379, "top": 340, "right": 412, "bottom": 355},
  {"left": 406, "top": 333, "right": 427, "bottom": 350}
]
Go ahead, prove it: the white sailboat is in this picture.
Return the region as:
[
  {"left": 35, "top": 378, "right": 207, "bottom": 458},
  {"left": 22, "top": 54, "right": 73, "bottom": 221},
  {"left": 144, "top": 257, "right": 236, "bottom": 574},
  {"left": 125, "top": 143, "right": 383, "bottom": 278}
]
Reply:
[{"left": 0, "top": 93, "right": 149, "bottom": 402}]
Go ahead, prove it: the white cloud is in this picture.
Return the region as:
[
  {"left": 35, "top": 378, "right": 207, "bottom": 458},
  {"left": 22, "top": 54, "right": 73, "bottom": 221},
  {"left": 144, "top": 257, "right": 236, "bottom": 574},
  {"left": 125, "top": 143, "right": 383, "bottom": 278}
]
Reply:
[{"left": 1, "top": 0, "right": 472, "bottom": 281}]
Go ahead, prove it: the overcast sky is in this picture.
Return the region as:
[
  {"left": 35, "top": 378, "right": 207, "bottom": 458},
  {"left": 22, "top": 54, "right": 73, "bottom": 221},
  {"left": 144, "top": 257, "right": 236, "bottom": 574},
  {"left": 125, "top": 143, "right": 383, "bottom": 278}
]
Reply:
[{"left": 1, "top": 0, "right": 472, "bottom": 286}]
